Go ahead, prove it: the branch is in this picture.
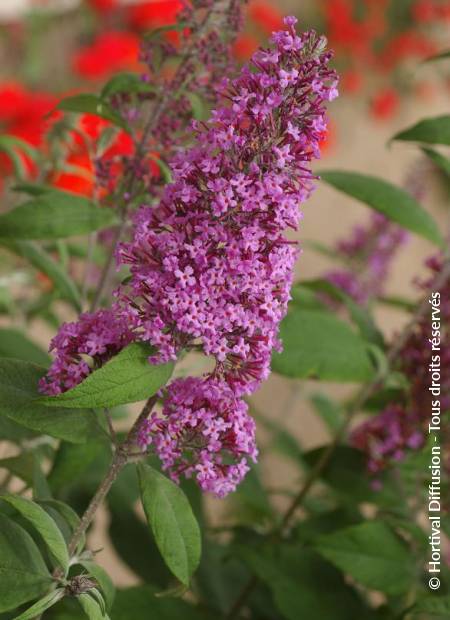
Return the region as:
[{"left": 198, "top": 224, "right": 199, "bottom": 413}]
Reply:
[{"left": 53, "top": 394, "right": 158, "bottom": 578}]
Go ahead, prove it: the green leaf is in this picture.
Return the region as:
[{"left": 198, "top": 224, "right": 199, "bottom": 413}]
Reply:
[
  {"left": 303, "top": 445, "right": 397, "bottom": 506},
  {"left": 38, "top": 499, "right": 85, "bottom": 553},
  {"left": 0, "top": 494, "right": 69, "bottom": 573},
  {"left": 148, "top": 154, "right": 172, "bottom": 184},
  {"left": 101, "top": 73, "right": 157, "bottom": 99},
  {"left": 272, "top": 308, "right": 375, "bottom": 382},
  {"left": 0, "top": 358, "right": 98, "bottom": 443},
  {"left": 0, "top": 513, "right": 52, "bottom": 612},
  {"left": 310, "top": 393, "right": 343, "bottom": 433},
  {"left": 229, "top": 466, "right": 275, "bottom": 526},
  {"left": 412, "top": 595, "right": 450, "bottom": 616},
  {"left": 0, "top": 194, "right": 117, "bottom": 240},
  {"left": 137, "top": 463, "right": 201, "bottom": 586},
  {"left": 108, "top": 474, "right": 171, "bottom": 588},
  {"left": 12, "top": 589, "right": 65, "bottom": 620},
  {"left": 0, "top": 416, "right": 37, "bottom": 443},
  {"left": 0, "top": 135, "right": 38, "bottom": 179},
  {"left": 391, "top": 115, "right": 450, "bottom": 146},
  {"left": 300, "top": 279, "right": 384, "bottom": 346},
  {"left": 0, "top": 328, "right": 50, "bottom": 366},
  {"left": 112, "top": 585, "right": 205, "bottom": 620},
  {"left": 0, "top": 453, "right": 35, "bottom": 485},
  {"left": 77, "top": 592, "right": 108, "bottom": 620},
  {"left": 314, "top": 521, "right": 415, "bottom": 595},
  {"left": 57, "top": 94, "right": 128, "bottom": 131},
  {"left": 79, "top": 562, "right": 115, "bottom": 611},
  {"left": 40, "top": 343, "right": 173, "bottom": 409},
  {"left": 422, "top": 147, "right": 450, "bottom": 179},
  {"left": 320, "top": 170, "right": 443, "bottom": 247},
  {"left": 238, "top": 546, "right": 373, "bottom": 620},
  {"left": 423, "top": 49, "right": 450, "bottom": 63},
  {"left": 2, "top": 241, "right": 81, "bottom": 310},
  {"left": 186, "top": 92, "right": 207, "bottom": 121},
  {"left": 49, "top": 441, "right": 109, "bottom": 495}
]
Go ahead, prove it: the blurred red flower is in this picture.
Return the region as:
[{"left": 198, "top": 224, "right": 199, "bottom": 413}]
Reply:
[
  {"left": 0, "top": 82, "right": 58, "bottom": 187},
  {"left": 87, "top": 0, "right": 117, "bottom": 11},
  {"left": 232, "top": 33, "right": 259, "bottom": 61},
  {"left": 370, "top": 87, "right": 400, "bottom": 120},
  {"left": 126, "top": 0, "right": 183, "bottom": 30},
  {"left": 248, "top": 0, "right": 284, "bottom": 34},
  {"left": 72, "top": 31, "right": 140, "bottom": 80}
]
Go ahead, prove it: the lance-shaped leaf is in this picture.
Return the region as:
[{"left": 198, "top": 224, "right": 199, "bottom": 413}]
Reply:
[
  {"left": 0, "top": 327, "right": 50, "bottom": 366},
  {"left": 412, "top": 595, "right": 450, "bottom": 616},
  {"left": 391, "top": 115, "right": 450, "bottom": 146},
  {"left": 137, "top": 463, "right": 201, "bottom": 586},
  {"left": 423, "top": 49, "right": 450, "bottom": 63},
  {"left": 0, "top": 494, "right": 69, "bottom": 573},
  {"left": 57, "top": 93, "right": 128, "bottom": 131},
  {"left": 40, "top": 342, "right": 173, "bottom": 409},
  {"left": 272, "top": 308, "right": 375, "bottom": 382},
  {"left": 78, "top": 592, "right": 109, "bottom": 620},
  {"left": 320, "top": 170, "right": 443, "bottom": 247},
  {"left": 12, "top": 589, "right": 65, "bottom": 620},
  {"left": 314, "top": 521, "right": 415, "bottom": 595},
  {"left": 0, "top": 193, "right": 117, "bottom": 240},
  {"left": 422, "top": 147, "right": 450, "bottom": 179},
  {"left": 2, "top": 240, "right": 81, "bottom": 310},
  {"left": 0, "top": 358, "right": 98, "bottom": 443},
  {"left": 78, "top": 561, "right": 115, "bottom": 611},
  {"left": 101, "top": 72, "right": 158, "bottom": 99},
  {"left": 0, "top": 513, "right": 52, "bottom": 612}
]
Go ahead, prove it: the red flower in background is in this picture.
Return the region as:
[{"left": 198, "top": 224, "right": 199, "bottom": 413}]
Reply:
[
  {"left": 72, "top": 31, "right": 140, "bottom": 80},
  {"left": 50, "top": 113, "right": 134, "bottom": 196},
  {"left": 0, "top": 82, "right": 58, "bottom": 189},
  {"left": 88, "top": 0, "right": 117, "bottom": 12},
  {"left": 248, "top": 0, "right": 284, "bottom": 34},
  {"left": 232, "top": 34, "right": 259, "bottom": 62},
  {"left": 412, "top": 0, "right": 450, "bottom": 22},
  {"left": 370, "top": 88, "right": 400, "bottom": 120},
  {"left": 126, "top": 0, "right": 183, "bottom": 30},
  {"left": 380, "top": 31, "right": 436, "bottom": 69}
]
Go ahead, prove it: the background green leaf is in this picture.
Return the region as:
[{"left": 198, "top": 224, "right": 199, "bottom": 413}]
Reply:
[
  {"left": 320, "top": 170, "right": 443, "bottom": 246},
  {"left": 0, "top": 194, "right": 117, "bottom": 240},
  {"left": 0, "top": 358, "right": 98, "bottom": 443},
  {"left": 2, "top": 241, "right": 81, "bottom": 310},
  {"left": 391, "top": 115, "right": 450, "bottom": 146},
  {"left": 0, "top": 328, "right": 50, "bottom": 366},
  {"left": 0, "top": 513, "right": 52, "bottom": 612},
  {"left": 314, "top": 521, "right": 416, "bottom": 595},
  {"left": 272, "top": 308, "right": 375, "bottom": 382},
  {"left": 0, "top": 495, "right": 69, "bottom": 573}
]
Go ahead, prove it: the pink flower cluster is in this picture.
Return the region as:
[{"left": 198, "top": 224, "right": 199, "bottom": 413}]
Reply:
[
  {"left": 39, "top": 309, "right": 134, "bottom": 395},
  {"left": 138, "top": 377, "right": 257, "bottom": 497},
  {"left": 117, "top": 17, "right": 338, "bottom": 393},
  {"left": 41, "top": 18, "right": 338, "bottom": 496}
]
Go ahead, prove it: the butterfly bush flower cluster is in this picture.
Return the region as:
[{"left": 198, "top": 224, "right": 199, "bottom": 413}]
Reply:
[
  {"left": 351, "top": 254, "right": 450, "bottom": 479},
  {"left": 41, "top": 18, "right": 338, "bottom": 496},
  {"left": 39, "top": 310, "right": 134, "bottom": 395},
  {"left": 138, "top": 377, "right": 258, "bottom": 497}
]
